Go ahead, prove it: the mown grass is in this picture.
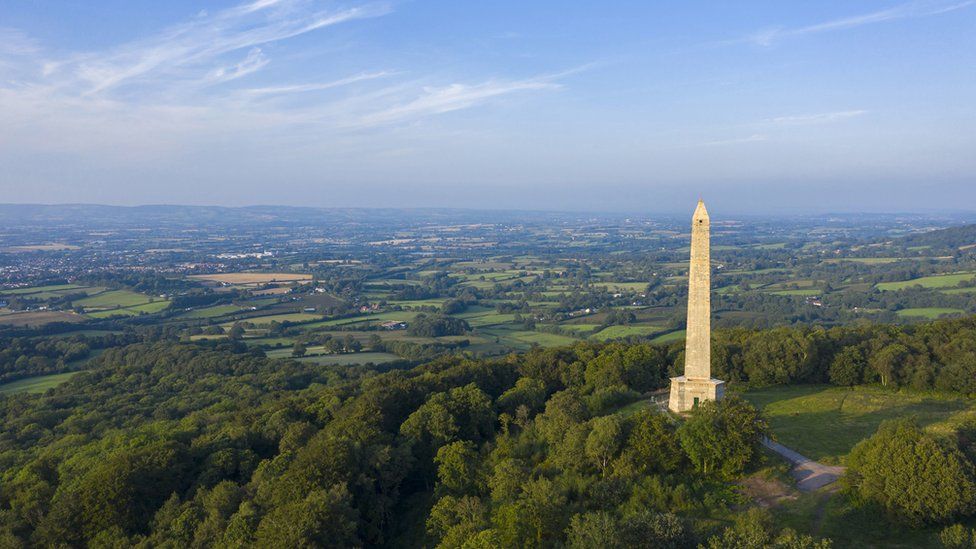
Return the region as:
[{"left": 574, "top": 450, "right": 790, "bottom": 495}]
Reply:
[{"left": 742, "top": 385, "right": 976, "bottom": 465}]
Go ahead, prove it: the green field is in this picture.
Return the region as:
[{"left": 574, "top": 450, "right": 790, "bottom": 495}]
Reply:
[
  {"left": 303, "top": 310, "right": 417, "bottom": 329},
  {"left": 233, "top": 313, "right": 322, "bottom": 326},
  {"left": 876, "top": 272, "right": 976, "bottom": 291},
  {"left": 828, "top": 257, "right": 904, "bottom": 264},
  {"left": 177, "top": 305, "right": 244, "bottom": 319},
  {"left": 590, "top": 325, "right": 663, "bottom": 340},
  {"left": 86, "top": 299, "right": 171, "bottom": 318},
  {"left": 75, "top": 289, "right": 157, "bottom": 308},
  {"left": 591, "top": 282, "right": 648, "bottom": 292},
  {"left": 768, "top": 289, "right": 820, "bottom": 296},
  {"left": 650, "top": 330, "right": 684, "bottom": 344},
  {"left": 0, "top": 371, "right": 80, "bottom": 395},
  {"left": 895, "top": 307, "right": 965, "bottom": 319},
  {"left": 296, "top": 352, "right": 401, "bottom": 366},
  {"left": 0, "top": 284, "right": 84, "bottom": 295},
  {"left": 742, "top": 385, "right": 976, "bottom": 465}
]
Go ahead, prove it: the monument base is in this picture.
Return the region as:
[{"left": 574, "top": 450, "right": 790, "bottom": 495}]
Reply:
[{"left": 668, "top": 376, "right": 725, "bottom": 413}]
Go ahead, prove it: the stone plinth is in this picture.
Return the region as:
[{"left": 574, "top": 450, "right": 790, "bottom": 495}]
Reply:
[{"left": 668, "top": 376, "right": 726, "bottom": 412}]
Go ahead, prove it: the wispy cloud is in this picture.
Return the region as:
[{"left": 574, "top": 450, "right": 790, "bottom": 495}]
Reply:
[
  {"left": 744, "top": 0, "right": 974, "bottom": 46},
  {"left": 354, "top": 78, "right": 562, "bottom": 128},
  {"left": 700, "top": 134, "right": 768, "bottom": 146},
  {"left": 241, "top": 71, "right": 397, "bottom": 98},
  {"left": 58, "top": 1, "right": 392, "bottom": 94},
  {"left": 0, "top": 0, "right": 575, "bottom": 161},
  {"left": 766, "top": 110, "right": 868, "bottom": 124}
]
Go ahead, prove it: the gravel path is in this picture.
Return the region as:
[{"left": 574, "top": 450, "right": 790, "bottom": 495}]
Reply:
[{"left": 762, "top": 437, "right": 846, "bottom": 492}]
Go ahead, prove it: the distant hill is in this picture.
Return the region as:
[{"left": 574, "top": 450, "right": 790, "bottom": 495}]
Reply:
[
  {"left": 894, "top": 223, "right": 976, "bottom": 252},
  {"left": 0, "top": 204, "right": 609, "bottom": 228}
]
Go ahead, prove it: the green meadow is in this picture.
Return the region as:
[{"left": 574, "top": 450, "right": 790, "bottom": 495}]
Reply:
[{"left": 742, "top": 384, "right": 976, "bottom": 465}]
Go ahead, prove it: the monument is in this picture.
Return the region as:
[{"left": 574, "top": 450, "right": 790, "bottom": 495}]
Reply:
[{"left": 669, "top": 200, "right": 725, "bottom": 412}]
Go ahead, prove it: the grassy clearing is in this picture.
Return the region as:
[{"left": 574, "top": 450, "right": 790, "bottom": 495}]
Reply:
[
  {"left": 895, "top": 307, "right": 965, "bottom": 319},
  {"left": 590, "top": 325, "right": 663, "bottom": 340},
  {"left": 509, "top": 331, "right": 579, "bottom": 347},
  {"left": 876, "top": 272, "right": 976, "bottom": 291},
  {"left": 0, "top": 371, "right": 80, "bottom": 395},
  {"left": 742, "top": 385, "right": 976, "bottom": 465}
]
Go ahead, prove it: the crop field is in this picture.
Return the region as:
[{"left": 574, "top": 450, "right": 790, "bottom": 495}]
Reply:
[
  {"left": 188, "top": 272, "right": 312, "bottom": 285},
  {"left": 742, "top": 385, "right": 976, "bottom": 464},
  {"left": 895, "top": 307, "right": 965, "bottom": 319},
  {"left": 876, "top": 272, "right": 976, "bottom": 290},
  {"left": 0, "top": 371, "right": 80, "bottom": 395}
]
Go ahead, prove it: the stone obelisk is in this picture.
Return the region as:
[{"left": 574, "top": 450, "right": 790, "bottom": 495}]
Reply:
[{"left": 669, "top": 200, "right": 725, "bottom": 412}]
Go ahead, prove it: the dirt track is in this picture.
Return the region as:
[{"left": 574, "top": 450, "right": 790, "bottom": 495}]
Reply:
[{"left": 762, "top": 438, "right": 846, "bottom": 492}]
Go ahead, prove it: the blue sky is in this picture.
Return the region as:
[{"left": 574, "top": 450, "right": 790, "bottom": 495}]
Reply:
[{"left": 0, "top": 1, "right": 974, "bottom": 213}]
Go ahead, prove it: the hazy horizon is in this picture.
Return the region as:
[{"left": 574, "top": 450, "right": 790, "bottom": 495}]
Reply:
[{"left": 2, "top": 1, "right": 974, "bottom": 212}]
